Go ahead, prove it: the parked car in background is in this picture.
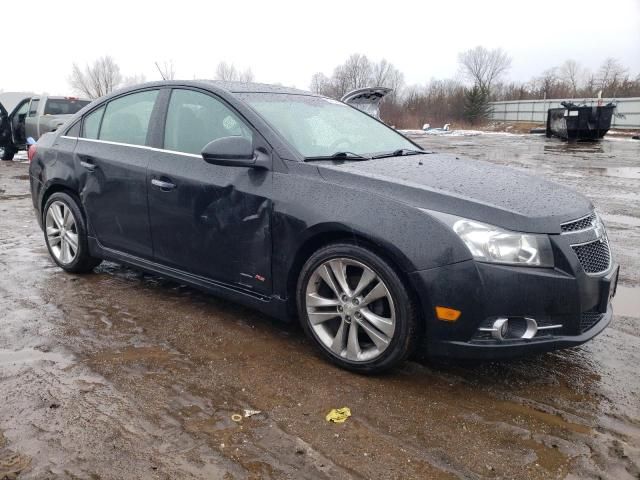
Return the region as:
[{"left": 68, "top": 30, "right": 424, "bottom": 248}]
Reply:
[
  {"left": 25, "top": 96, "right": 90, "bottom": 141},
  {"left": 341, "top": 86, "right": 391, "bottom": 119},
  {"left": 0, "top": 92, "right": 31, "bottom": 160},
  {"left": 0, "top": 93, "right": 89, "bottom": 161},
  {"left": 28, "top": 81, "right": 618, "bottom": 373}
]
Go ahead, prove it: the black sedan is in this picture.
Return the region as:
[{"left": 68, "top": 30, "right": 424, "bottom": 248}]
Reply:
[{"left": 28, "top": 81, "right": 618, "bottom": 373}]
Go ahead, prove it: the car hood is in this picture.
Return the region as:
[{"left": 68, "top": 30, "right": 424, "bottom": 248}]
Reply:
[{"left": 316, "top": 153, "right": 592, "bottom": 234}]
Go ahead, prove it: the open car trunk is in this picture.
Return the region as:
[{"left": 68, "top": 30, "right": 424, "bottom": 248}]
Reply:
[{"left": 341, "top": 87, "right": 392, "bottom": 120}]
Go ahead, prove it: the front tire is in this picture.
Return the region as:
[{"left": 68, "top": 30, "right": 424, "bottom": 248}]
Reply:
[
  {"left": 297, "top": 242, "right": 419, "bottom": 373},
  {"left": 43, "top": 192, "right": 102, "bottom": 273},
  {"left": 1, "top": 145, "right": 16, "bottom": 161}
]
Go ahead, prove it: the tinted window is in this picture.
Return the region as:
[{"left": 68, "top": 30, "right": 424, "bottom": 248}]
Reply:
[
  {"left": 28, "top": 100, "right": 39, "bottom": 117},
  {"left": 99, "top": 90, "right": 158, "bottom": 146},
  {"left": 44, "top": 99, "right": 90, "bottom": 115},
  {"left": 82, "top": 106, "right": 105, "bottom": 140},
  {"left": 164, "top": 89, "right": 252, "bottom": 155}
]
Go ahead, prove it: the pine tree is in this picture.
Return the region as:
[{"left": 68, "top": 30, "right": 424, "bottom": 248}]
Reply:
[{"left": 463, "top": 85, "right": 492, "bottom": 125}]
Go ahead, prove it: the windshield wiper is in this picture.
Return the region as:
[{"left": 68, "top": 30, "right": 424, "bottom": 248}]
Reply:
[
  {"left": 371, "top": 148, "right": 429, "bottom": 159},
  {"left": 305, "top": 151, "right": 371, "bottom": 162}
]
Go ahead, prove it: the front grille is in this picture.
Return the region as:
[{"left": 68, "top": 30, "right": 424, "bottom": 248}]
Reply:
[
  {"left": 572, "top": 239, "right": 611, "bottom": 274},
  {"left": 580, "top": 311, "right": 603, "bottom": 333},
  {"left": 561, "top": 212, "right": 596, "bottom": 233}
]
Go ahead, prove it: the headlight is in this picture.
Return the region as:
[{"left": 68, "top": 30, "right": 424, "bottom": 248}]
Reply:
[{"left": 424, "top": 210, "right": 554, "bottom": 267}]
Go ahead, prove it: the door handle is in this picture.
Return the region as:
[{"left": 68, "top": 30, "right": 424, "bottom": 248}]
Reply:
[
  {"left": 79, "top": 156, "right": 96, "bottom": 171},
  {"left": 151, "top": 178, "right": 177, "bottom": 191}
]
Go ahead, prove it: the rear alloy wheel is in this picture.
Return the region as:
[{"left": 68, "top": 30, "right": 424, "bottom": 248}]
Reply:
[
  {"left": 298, "top": 243, "right": 418, "bottom": 373},
  {"left": 46, "top": 201, "right": 80, "bottom": 265},
  {"left": 43, "top": 192, "right": 101, "bottom": 273}
]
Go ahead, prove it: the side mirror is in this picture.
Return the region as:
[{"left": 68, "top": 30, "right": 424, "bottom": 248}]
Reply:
[{"left": 201, "top": 136, "right": 256, "bottom": 167}]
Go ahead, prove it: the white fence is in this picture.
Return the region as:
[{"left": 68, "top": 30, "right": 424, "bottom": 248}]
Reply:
[{"left": 489, "top": 97, "right": 640, "bottom": 129}]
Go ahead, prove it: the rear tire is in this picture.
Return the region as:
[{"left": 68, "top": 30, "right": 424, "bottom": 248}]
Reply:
[
  {"left": 297, "top": 242, "right": 419, "bottom": 374},
  {"left": 43, "top": 192, "right": 102, "bottom": 273}
]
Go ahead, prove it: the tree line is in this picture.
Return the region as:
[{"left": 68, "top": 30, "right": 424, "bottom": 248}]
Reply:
[
  {"left": 309, "top": 48, "right": 640, "bottom": 128},
  {"left": 68, "top": 49, "right": 640, "bottom": 128},
  {"left": 68, "top": 57, "right": 255, "bottom": 99}
]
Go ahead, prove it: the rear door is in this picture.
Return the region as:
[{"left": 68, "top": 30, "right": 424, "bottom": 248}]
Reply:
[
  {"left": 76, "top": 89, "right": 160, "bottom": 259},
  {"left": 146, "top": 88, "right": 273, "bottom": 294}
]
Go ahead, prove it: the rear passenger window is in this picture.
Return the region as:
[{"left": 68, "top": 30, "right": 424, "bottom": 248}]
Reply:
[
  {"left": 82, "top": 106, "right": 105, "bottom": 140},
  {"left": 99, "top": 90, "right": 158, "bottom": 146},
  {"left": 164, "top": 89, "right": 252, "bottom": 155}
]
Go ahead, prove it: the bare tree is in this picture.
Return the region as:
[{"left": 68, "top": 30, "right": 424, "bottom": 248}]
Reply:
[
  {"left": 215, "top": 62, "right": 254, "bottom": 82},
  {"left": 559, "top": 60, "right": 583, "bottom": 96},
  {"left": 596, "top": 57, "right": 628, "bottom": 97},
  {"left": 458, "top": 46, "right": 512, "bottom": 93},
  {"left": 341, "top": 53, "right": 373, "bottom": 92},
  {"left": 310, "top": 72, "right": 332, "bottom": 95},
  {"left": 215, "top": 61, "right": 236, "bottom": 81},
  {"left": 69, "top": 56, "right": 123, "bottom": 99},
  {"left": 155, "top": 60, "right": 176, "bottom": 80},
  {"left": 372, "top": 59, "right": 405, "bottom": 96},
  {"left": 238, "top": 68, "right": 254, "bottom": 83}
]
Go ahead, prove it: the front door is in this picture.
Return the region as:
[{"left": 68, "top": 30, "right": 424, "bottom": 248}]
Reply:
[
  {"left": 76, "top": 89, "right": 160, "bottom": 259},
  {"left": 147, "top": 88, "right": 273, "bottom": 295}
]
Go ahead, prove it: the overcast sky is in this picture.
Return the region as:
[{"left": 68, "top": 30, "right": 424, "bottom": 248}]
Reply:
[{"left": 3, "top": 0, "right": 639, "bottom": 95}]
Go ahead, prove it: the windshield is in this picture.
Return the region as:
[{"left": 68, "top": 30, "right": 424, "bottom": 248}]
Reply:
[
  {"left": 44, "top": 98, "right": 90, "bottom": 115},
  {"left": 238, "top": 93, "right": 416, "bottom": 158}
]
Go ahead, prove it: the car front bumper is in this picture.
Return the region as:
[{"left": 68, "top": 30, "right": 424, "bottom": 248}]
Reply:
[{"left": 409, "top": 258, "right": 619, "bottom": 360}]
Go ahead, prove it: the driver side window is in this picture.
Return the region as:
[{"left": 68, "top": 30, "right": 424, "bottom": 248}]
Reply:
[{"left": 164, "top": 89, "right": 252, "bottom": 155}]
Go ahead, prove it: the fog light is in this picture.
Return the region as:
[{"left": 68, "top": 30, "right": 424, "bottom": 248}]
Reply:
[{"left": 484, "top": 317, "right": 538, "bottom": 341}]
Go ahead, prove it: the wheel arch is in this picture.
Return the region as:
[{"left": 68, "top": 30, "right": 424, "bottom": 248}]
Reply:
[
  {"left": 285, "top": 223, "right": 423, "bottom": 323},
  {"left": 40, "top": 182, "right": 82, "bottom": 224}
]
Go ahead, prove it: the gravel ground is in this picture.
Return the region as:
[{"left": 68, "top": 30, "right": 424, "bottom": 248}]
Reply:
[{"left": 0, "top": 134, "right": 638, "bottom": 479}]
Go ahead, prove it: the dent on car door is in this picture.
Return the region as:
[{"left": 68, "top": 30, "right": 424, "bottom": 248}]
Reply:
[
  {"left": 77, "top": 90, "right": 160, "bottom": 258},
  {"left": 147, "top": 88, "right": 273, "bottom": 294}
]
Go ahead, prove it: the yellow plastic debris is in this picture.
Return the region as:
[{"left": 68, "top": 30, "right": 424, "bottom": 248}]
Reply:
[{"left": 325, "top": 407, "right": 351, "bottom": 423}]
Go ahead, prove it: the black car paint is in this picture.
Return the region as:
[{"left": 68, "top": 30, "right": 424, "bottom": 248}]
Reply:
[{"left": 29, "top": 80, "right": 616, "bottom": 359}]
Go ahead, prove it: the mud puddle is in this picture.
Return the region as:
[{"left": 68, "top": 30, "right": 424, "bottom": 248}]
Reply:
[{"left": 1, "top": 140, "right": 640, "bottom": 479}]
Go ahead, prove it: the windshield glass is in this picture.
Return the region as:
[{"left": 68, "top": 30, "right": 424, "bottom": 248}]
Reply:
[
  {"left": 44, "top": 99, "right": 90, "bottom": 115},
  {"left": 238, "top": 93, "right": 415, "bottom": 158}
]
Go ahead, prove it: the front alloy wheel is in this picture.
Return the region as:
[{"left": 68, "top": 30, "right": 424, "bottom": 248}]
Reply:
[
  {"left": 298, "top": 243, "right": 418, "bottom": 373},
  {"left": 306, "top": 258, "right": 396, "bottom": 362}
]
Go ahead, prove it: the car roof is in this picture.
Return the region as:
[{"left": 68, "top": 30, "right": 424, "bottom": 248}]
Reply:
[
  {"left": 105, "top": 80, "right": 317, "bottom": 99},
  {"left": 197, "top": 80, "right": 314, "bottom": 96}
]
